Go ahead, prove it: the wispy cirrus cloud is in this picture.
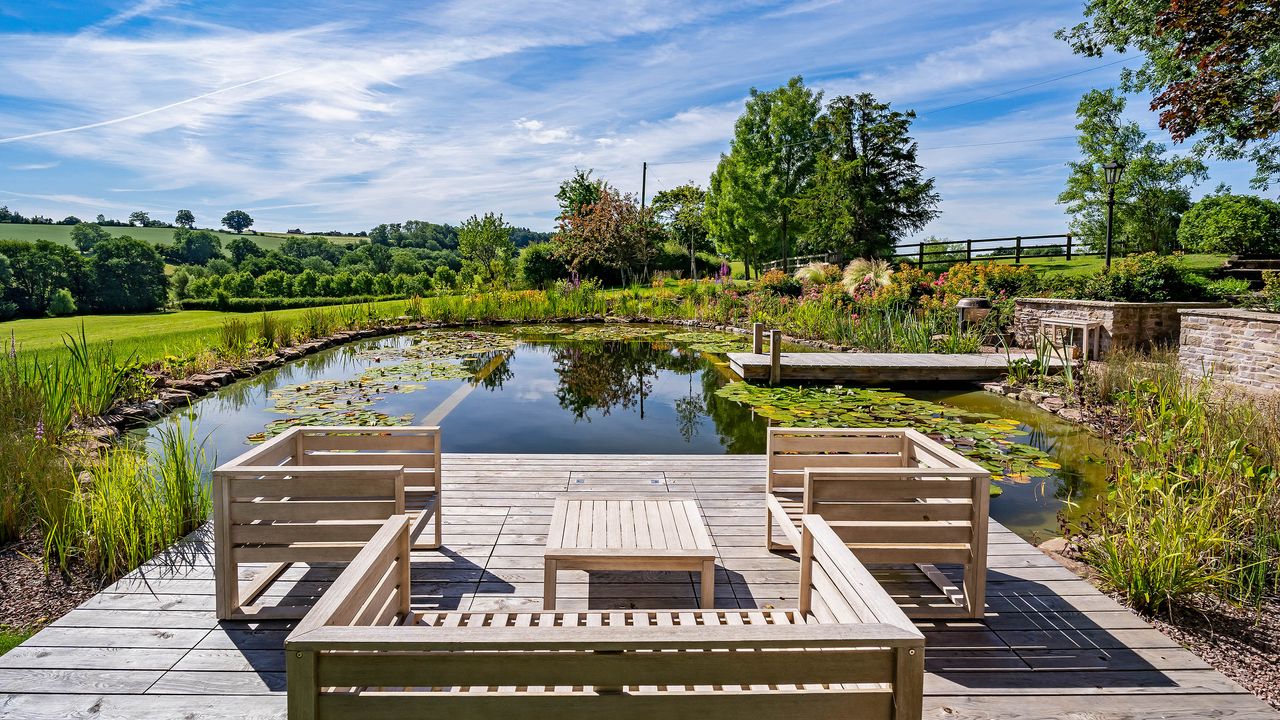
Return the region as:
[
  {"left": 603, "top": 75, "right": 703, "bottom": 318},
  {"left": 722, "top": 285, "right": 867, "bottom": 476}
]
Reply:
[{"left": 0, "top": 0, "right": 1252, "bottom": 238}]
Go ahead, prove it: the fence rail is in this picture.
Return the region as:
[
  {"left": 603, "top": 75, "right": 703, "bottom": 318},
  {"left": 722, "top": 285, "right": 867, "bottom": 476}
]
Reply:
[{"left": 758, "top": 233, "right": 1096, "bottom": 274}]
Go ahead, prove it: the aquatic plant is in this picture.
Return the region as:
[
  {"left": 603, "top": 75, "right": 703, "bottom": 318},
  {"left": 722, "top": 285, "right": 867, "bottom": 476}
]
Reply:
[
  {"left": 247, "top": 409, "right": 415, "bottom": 443},
  {"left": 715, "top": 382, "right": 1059, "bottom": 484},
  {"left": 663, "top": 331, "right": 751, "bottom": 354}
]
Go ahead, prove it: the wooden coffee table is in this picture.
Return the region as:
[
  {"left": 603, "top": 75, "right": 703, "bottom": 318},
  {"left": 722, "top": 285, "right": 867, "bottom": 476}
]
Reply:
[{"left": 544, "top": 498, "right": 717, "bottom": 609}]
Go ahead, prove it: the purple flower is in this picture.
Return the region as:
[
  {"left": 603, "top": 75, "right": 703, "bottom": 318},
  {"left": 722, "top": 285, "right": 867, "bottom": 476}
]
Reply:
[{"left": 34, "top": 418, "right": 44, "bottom": 442}]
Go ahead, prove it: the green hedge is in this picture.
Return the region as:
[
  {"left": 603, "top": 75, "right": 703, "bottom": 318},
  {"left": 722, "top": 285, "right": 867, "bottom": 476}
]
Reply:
[{"left": 178, "top": 295, "right": 404, "bottom": 312}]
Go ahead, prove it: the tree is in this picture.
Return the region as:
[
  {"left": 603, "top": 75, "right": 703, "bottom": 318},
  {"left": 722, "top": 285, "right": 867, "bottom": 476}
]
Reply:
[
  {"left": 293, "top": 269, "right": 321, "bottom": 297},
  {"left": 798, "top": 93, "right": 940, "bottom": 260},
  {"left": 1177, "top": 193, "right": 1280, "bottom": 256},
  {"left": 1058, "top": 0, "right": 1280, "bottom": 188},
  {"left": 457, "top": 212, "right": 516, "bottom": 285},
  {"left": 221, "top": 271, "right": 256, "bottom": 297},
  {"left": 518, "top": 242, "right": 568, "bottom": 288},
  {"left": 1058, "top": 89, "right": 1206, "bottom": 255},
  {"left": 389, "top": 249, "right": 422, "bottom": 276},
  {"left": 222, "top": 210, "right": 254, "bottom": 233},
  {"left": 0, "top": 240, "right": 90, "bottom": 315},
  {"left": 175, "top": 209, "right": 195, "bottom": 229},
  {"left": 651, "top": 184, "right": 709, "bottom": 277},
  {"left": 171, "top": 228, "right": 224, "bottom": 265},
  {"left": 556, "top": 188, "right": 658, "bottom": 284},
  {"left": 255, "top": 269, "right": 292, "bottom": 297},
  {"left": 90, "top": 236, "right": 168, "bottom": 312},
  {"left": 706, "top": 154, "right": 765, "bottom": 278},
  {"left": 70, "top": 222, "right": 111, "bottom": 253},
  {"left": 715, "top": 76, "right": 822, "bottom": 268},
  {"left": 129, "top": 210, "right": 150, "bottom": 227},
  {"left": 48, "top": 289, "right": 76, "bottom": 316},
  {"left": 555, "top": 169, "right": 606, "bottom": 220},
  {"left": 226, "top": 236, "right": 265, "bottom": 265}
]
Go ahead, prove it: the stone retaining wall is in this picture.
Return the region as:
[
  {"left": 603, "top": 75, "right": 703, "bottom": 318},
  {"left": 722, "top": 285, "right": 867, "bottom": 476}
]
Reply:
[
  {"left": 1179, "top": 308, "right": 1280, "bottom": 393},
  {"left": 1013, "top": 298, "right": 1224, "bottom": 353}
]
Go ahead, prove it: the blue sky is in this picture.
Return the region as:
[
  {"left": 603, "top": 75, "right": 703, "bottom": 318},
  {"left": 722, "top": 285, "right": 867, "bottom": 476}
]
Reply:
[{"left": 0, "top": 0, "right": 1258, "bottom": 237}]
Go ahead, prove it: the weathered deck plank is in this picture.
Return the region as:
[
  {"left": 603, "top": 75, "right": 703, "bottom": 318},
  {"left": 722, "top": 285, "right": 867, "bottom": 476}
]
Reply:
[{"left": 0, "top": 453, "right": 1273, "bottom": 720}]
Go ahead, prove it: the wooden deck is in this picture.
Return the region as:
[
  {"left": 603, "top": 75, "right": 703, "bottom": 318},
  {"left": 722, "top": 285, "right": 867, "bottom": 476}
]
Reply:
[
  {"left": 1, "top": 454, "right": 1274, "bottom": 719},
  {"left": 727, "top": 350, "right": 1058, "bottom": 383}
]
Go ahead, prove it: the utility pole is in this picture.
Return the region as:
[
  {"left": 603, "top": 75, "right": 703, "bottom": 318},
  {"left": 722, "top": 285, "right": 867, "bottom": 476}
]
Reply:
[
  {"left": 640, "top": 161, "right": 647, "bottom": 215},
  {"left": 1104, "top": 185, "right": 1115, "bottom": 270}
]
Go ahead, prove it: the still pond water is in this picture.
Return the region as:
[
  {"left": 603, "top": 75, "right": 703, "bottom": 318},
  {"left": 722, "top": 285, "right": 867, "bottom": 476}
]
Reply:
[{"left": 145, "top": 324, "right": 1107, "bottom": 540}]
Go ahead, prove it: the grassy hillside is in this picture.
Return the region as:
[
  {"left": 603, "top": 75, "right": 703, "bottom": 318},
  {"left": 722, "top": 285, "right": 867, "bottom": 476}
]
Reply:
[{"left": 0, "top": 223, "right": 357, "bottom": 251}]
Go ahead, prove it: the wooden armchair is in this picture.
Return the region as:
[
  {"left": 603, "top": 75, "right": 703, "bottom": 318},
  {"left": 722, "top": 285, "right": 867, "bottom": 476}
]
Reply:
[
  {"left": 766, "top": 427, "right": 991, "bottom": 619},
  {"left": 212, "top": 425, "right": 442, "bottom": 620}
]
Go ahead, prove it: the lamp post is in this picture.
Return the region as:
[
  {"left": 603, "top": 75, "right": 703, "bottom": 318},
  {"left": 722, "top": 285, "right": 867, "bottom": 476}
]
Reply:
[{"left": 1102, "top": 160, "right": 1126, "bottom": 270}]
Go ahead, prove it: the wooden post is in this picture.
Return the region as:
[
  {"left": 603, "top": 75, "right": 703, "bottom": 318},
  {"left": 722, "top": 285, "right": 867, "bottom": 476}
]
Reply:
[
  {"left": 213, "top": 471, "right": 235, "bottom": 620},
  {"left": 1014, "top": 236, "right": 1022, "bottom": 265},
  {"left": 286, "top": 648, "right": 318, "bottom": 720},
  {"left": 917, "top": 243, "right": 924, "bottom": 266},
  {"left": 752, "top": 322, "right": 763, "bottom": 354},
  {"left": 1065, "top": 233, "right": 1072, "bottom": 261},
  {"left": 965, "top": 239, "right": 972, "bottom": 263},
  {"left": 893, "top": 645, "right": 924, "bottom": 720},
  {"left": 797, "top": 521, "right": 814, "bottom": 615},
  {"left": 768, "top": 330, "right": 782, "bottom": 385}
]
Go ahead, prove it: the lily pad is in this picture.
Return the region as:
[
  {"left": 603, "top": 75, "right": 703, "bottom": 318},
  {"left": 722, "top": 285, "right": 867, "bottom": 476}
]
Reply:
[
  {"left": 564, "top": 325, "right": 669, "bottom": 342},
  {"left": 664, "top": 331, "right": 752, "bottom": 354},
  {"left": 512, "top": 325, "right": 572, "bottom": 336},
  {"left": 246, "top": 410, "right": 415, "bottom": 443}
]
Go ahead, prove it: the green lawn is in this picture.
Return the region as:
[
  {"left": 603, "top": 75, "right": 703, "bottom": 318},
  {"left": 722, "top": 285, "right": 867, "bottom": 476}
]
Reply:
[
  {"left": 4, "top": 299, "right": 411, "bottom": 362},
  {"left": 915, "top": 253, "right": 1230, "bottom": 278},
  {"left": 0, "top": 627, "right": 34, "bottom": 656},
  {"left": 0, "top": 223, "right": 356, "bottom": 251}
]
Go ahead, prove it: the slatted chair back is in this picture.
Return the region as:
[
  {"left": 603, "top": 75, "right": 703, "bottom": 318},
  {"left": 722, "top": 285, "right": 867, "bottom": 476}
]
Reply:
[
  {"left": 213, "top": 463, "right": 406, "bottom": 620},
  {"left": 766, "top": 427, "right": 910, "bottom": 493}
]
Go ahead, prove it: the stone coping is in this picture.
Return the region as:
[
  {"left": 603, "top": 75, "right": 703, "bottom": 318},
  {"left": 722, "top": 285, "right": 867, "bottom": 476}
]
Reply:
[
  {"left": 1178, "top": 307, "right": 1280, "bottom": 322},
  {"left": 1014, "top": 297, "right": 1225, "bottom": 308}
]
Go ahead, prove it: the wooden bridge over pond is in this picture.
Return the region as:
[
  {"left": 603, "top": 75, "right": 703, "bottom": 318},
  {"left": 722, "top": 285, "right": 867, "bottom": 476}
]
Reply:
[
  {"left": 0, "top": 454, "right": 1273, "bottom": 719},
  {"left": 726, "top": 350, "right": 1058, "bottom": 384}
]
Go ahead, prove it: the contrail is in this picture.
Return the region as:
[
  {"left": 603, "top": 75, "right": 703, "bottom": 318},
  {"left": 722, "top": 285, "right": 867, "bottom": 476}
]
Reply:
[{"left": 0, "top": 66, "right": 303, "bottom": 145}]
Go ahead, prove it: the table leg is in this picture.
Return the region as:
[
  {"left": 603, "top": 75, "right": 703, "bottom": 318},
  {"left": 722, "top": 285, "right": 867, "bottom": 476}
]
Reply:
[
  {"left": 543, "top": 559, "right": 557, "bottom": 610},
  {"left": 700, "top": 560, "right": 715, "bottom": 609}
]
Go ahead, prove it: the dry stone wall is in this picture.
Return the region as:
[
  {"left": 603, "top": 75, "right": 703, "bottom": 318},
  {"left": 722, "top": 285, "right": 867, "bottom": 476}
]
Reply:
[{"left": 1179, "top": 308, "right": 1280, "bottom": 393}]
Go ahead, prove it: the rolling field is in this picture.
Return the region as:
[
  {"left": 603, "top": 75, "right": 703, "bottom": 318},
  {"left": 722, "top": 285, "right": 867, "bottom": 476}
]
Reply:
[
  {"left": 0, "top": 223, "right": 358, "bottom": 251},
  {"left": 4, "top": 299, "right": 411, "bottom": 363}
]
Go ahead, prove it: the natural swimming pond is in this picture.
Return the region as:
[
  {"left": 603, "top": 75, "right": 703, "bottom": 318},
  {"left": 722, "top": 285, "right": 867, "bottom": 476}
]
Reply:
[{"left": 145, "top": 324, "right": 1107, "bottom": 540}]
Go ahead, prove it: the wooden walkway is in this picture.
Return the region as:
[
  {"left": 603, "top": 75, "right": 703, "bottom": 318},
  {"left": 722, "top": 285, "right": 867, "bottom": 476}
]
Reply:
[
  {"left": 727, "top": 350, "right": 1058, "bottom": 383},
  {"left": 1, "top": 454, "right": 1274, "bottom": 719}
]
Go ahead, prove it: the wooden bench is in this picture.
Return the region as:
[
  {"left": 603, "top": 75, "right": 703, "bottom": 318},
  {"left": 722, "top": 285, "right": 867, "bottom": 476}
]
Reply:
[
  {"left": 285, "top": 513, "right": 925, "bottom": 720},
  {"left": 212, "top": 425, "right": 443, "bottom": 620},
  {"left": 765, "top": 427, "right": 991, "bottom": 619}
]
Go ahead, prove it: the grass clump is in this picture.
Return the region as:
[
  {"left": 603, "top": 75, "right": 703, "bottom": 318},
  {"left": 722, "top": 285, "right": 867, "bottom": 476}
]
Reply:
[{"left": 1076, "top": 355, "right": 1280, "bottom": 614}]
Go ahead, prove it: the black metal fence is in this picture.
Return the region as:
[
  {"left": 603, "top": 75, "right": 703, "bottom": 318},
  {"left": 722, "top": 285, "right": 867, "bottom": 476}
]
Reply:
[{"left": 758, "top": 233, "right": 1096, "bottom": 273}]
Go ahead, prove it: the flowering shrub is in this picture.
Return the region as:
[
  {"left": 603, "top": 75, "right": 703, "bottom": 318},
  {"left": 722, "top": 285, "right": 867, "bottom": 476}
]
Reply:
[{"left": 756, "top": 269, "right": 803, "bottom": 296}]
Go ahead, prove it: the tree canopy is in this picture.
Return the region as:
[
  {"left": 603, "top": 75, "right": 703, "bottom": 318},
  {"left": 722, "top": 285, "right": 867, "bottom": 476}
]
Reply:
[
  {"left": 222, "top": 210, "right": 254, "bottom": 233},
  {"left": 1058, "top": 89, "right": 1206, "bottom": 254},
  {"left": 175, "top": 209, "right": 195, "bottom": 228},
  {"left": 798, "top": 93, "right": 939, "bottom": 260},
  {"left": 457, "top": 212, "right": 516, "bottom": 285},
  {"left": 1058, "top": 0, "right": 1280, "bottom": 188},
  {"left": 90, "top": 236, "right": 168, "bottom": 312},
  {"left": 651, "top": 183, "right": 710, "bottom": 276}
]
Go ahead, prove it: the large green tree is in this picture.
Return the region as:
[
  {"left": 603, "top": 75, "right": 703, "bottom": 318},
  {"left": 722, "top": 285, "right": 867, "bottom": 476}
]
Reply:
[
  {"left": 174, "top": 209, "right": 195, "bottom": 229},
  {"left": 651, "top": 183, "right": 710, "bottom": 277},
  {"left": 798, "top": 93, "right": 939, "bottom": 260},
  {"left": 1177, "top": 192, "right": 1280, "bottom": 255},
  {"left": 1058, "top": 0, "right": 1280, "bottom": 188},
  {"left": 457, "top": 212, "right": 516, "bottom": 285},
  {"left": 90, "top": 236, "right": 168, "bottom": 312},
  {"left": 705, "top": 155, "right": 764, "bottom": 278},
  {"left": 222, "top": 210, "right": 254, "bottom": 233},
  {"left": 70, "top": 222, "right": 111, "bottom": 253},
  {"left": 1058, "top": 89, "right": 1206, "bottom": 254},
  {"left": 710, "top": 76, "right": 822, "bottom": 269}
]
